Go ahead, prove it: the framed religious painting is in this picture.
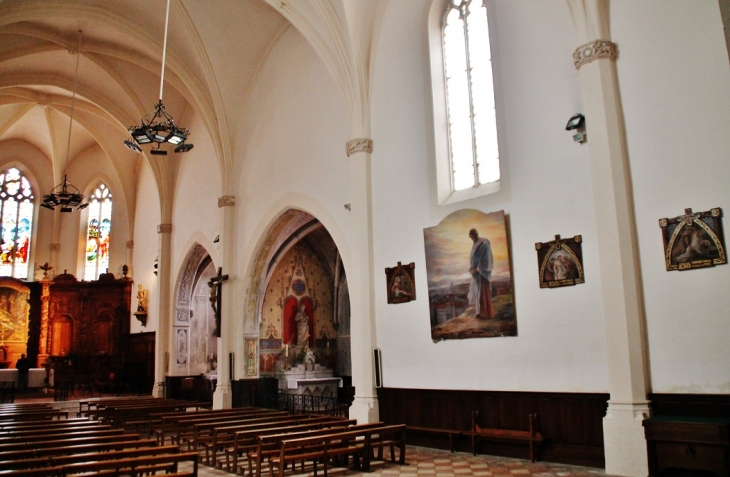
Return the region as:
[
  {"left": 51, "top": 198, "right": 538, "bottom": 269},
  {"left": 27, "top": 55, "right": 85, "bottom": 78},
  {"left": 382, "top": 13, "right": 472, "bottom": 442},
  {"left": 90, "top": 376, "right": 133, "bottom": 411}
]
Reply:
[
  {"left": 659, "top": 207, "right": 726, "bottom": 271},
  {"left": 535, "top": 235, "right": 585, "bottom": 288},
  {"left": 423, "top": 209, "right": 516, "bottom": 341},
  {"left": 384, "top": 262, "right": 416, "bottom": 304}
]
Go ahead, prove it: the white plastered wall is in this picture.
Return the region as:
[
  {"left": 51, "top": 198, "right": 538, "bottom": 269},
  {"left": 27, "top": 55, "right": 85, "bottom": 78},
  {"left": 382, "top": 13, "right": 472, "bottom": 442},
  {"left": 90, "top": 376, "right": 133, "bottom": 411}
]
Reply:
[
  {"left": 612, "top": 0, "right": 730, "bottom": 394},
  {"left": 370, "top": 1, "right": 607, "bottom": 393}
]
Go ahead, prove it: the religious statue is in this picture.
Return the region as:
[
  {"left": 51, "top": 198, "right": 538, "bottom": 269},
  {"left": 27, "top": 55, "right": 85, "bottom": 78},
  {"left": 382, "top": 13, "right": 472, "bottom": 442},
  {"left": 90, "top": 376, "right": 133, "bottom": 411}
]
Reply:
[
  {"left": 208, "top": 278, "right": 218, "bottom": 318},
  {"left": 136, "top": 284, "right": 148, "bottom": 313},
  {"left": 295, "top": 303, "right": 310, "bottom": 348}
]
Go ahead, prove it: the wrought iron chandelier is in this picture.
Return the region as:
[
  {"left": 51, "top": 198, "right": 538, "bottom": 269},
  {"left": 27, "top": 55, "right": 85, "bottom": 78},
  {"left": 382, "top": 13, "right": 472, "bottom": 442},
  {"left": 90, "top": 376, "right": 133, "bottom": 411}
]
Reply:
[
  {"left": 41, "top": 30, "right": 88, "bottom": 213},
  {"left": 124, "top": 0, "right": 193, "bottom": 155}
]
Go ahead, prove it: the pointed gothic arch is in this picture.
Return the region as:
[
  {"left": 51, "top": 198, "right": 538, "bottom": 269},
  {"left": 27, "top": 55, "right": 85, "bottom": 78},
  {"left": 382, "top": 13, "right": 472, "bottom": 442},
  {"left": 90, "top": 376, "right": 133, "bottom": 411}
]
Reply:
[
  {"left": 172, "top": 243, "right": 218, "bottom": 376},
  {"left": 242, "top": 208, "right": 351, "bottom": 380}
]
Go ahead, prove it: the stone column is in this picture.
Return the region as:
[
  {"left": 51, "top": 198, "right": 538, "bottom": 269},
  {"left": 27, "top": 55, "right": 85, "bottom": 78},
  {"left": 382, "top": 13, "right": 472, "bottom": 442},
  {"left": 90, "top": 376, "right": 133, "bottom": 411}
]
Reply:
[
  {"left": 345, "top": 138, "right": 379, "bottom": 424},
  {"left": 568, "top": 2, "right": 650, "bottom": 475},
  {"left": 213, "top": 195, "right": 235, "bottom": 409},
  {"left": 153, "top": 223, "right": 173, "bottom": 397}
]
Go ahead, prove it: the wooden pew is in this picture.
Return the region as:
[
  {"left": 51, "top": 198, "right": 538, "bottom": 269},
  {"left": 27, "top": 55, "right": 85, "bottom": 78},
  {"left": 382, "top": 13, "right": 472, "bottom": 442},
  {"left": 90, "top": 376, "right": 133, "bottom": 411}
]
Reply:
[
  {"left": 0, "top": 438, "right": 157, "bottom": 462},
  {"left": 224, "top": 418, "right": 358, "bottom": 472},
  {"left": 464, "top": 410, "right": 544, "bottom": 462},
  {"left": 267, "top": 429, "right": 366, "bottom": 477},
  {"left": 0, "top": 444, "right": 179, "bottom": 471},
  {"left": 170, "top": 411, "right": 289, "bottom": 448},
  {"left": 0, "top": 428, "right": 124, "bottom": 447},
  {"left": 0, "top": 451, "right": 199, "bottom": 477},
  {"left": 267, "top": 424, "right": 407, "bottom": 477},
  {"left": 0, "top": 433, "right": 142, "bottom": 453},
  {"left": 243, "top": 425, "right": 359, "bottom": 477},
  {"left": 0, "top": 409, "right": 68, "bottom": 422},
  {"left": 184, "top": 412, "right": 297, "bottom": 452},
  {"left": 0, "top": 425, "right": 112, "bottom": 442},
  {"left": 0, "top": 418, "right": 96, "bottom": 432},
  {"left": 212, "top": 418, "right": 349, "bottom": 470},
  {"left": 150, "top": 407, "right": 269, "bottom": 442}
]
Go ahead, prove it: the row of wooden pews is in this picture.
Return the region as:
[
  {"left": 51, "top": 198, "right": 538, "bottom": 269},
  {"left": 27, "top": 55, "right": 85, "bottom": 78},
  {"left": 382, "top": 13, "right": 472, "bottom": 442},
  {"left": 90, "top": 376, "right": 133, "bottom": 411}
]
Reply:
[
  {"left": 0, "top": 401, "right": 199, "bottom": 476},
  {"left": 0, "top": 399, "right": 409, "bottom": 477}
]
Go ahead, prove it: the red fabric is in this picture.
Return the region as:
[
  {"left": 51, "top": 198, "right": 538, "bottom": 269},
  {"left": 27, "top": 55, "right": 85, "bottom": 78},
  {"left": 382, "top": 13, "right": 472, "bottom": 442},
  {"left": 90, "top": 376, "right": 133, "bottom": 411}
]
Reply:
[{"left": 478, "top": 279, "right": 494, "bottom": 319}]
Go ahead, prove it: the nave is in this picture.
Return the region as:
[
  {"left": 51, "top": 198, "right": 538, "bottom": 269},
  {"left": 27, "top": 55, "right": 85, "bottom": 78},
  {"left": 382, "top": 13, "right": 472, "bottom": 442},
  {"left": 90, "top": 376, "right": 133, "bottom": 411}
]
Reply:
[{"left": 5, "top": 396, "right": 617, "bottom": 477}]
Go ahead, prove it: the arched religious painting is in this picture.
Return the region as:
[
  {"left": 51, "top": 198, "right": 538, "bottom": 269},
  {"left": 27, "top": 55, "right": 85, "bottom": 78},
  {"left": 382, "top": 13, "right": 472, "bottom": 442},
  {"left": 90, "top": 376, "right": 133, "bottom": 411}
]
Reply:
[
  {"left": 0, "top": 277, "right": 30, "bottom": 365},
  {"left": 423, "top": 209, "right": 516, "bottom": 340},
  {"left": 256, "top": 211, "right": 350, "bottom": 386},
  {"left": 172, "top": 244, "right": 217, "bottom": 376}
]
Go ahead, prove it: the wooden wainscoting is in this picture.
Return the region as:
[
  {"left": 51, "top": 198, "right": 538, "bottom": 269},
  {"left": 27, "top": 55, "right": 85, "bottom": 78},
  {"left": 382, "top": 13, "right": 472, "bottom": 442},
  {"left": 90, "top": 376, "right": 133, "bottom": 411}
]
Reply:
[
  {"left": 377, "top": 387, "right": 609, "bottom": 468},
  {"left": 649, "top": 393, "right": 730, "bottom": 418}
]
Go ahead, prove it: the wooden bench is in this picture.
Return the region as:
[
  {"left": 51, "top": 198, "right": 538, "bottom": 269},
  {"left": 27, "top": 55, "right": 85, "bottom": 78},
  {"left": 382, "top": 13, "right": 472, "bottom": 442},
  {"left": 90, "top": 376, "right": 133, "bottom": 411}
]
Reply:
[
  {"left": 464, "top": 411, "right": 543, "bottom": 462},
  {"left": 244, "top": 426, "right": 351, "bottom": 477},
  {"left": 0, "top": 438, "right": 157, "bottom": 462},
  {"left": 268, "top": 424, "right": 407, "bottom": 477},
  {"left": 406, "top": 425, "right": 462, "bottom": 453},
  {"left": 0, "top": 450, "right": 199, "bottom": 477},
  {"left": 0, "top": 444, "right": 179, "bottom": 471},
  {"left": 0, "top": 428, "right": 124, "bottom": 447},
  {"left": 176, "top": 412, "right": 290, "bottom": 449},
  {"left": 0, "top": 433, "right": 143, "bottom": 453},
  {"left": 160, "top": 410, "right": 288, "bottom": 446},
  {"left": 221, "top": 419, "right": 354, "bottom": 472},
  {"left": 0, "top": 409, "right": 68, "bottom": 421}
]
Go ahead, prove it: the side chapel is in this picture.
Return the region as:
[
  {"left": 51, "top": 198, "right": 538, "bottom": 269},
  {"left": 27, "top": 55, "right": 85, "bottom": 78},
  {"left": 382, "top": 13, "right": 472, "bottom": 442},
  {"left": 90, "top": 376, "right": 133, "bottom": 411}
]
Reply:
[{"left": 0, "top": 1, "right": 729, "bottom": 476}]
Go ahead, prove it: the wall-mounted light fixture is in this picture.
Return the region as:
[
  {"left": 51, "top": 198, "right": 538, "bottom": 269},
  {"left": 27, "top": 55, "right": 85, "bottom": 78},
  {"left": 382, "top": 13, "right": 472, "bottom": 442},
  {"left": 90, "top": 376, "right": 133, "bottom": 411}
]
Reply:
[{"left": 566, "top": 113, "right": 586, "bottom": 143}]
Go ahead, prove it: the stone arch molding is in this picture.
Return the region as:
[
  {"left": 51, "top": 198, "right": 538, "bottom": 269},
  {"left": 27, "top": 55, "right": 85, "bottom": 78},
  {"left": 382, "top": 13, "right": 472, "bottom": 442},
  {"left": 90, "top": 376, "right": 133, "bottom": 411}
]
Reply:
[
  {"left": 241, "top": 201, "right": 350, "bottom": 378},
  {"left": 175, "top": 243, "right": 212, "bottom": 325}
]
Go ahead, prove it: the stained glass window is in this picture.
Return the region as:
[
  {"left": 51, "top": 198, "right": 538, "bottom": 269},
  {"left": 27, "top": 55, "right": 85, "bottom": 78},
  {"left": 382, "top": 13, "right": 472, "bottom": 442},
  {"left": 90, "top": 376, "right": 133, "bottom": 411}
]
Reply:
[
  {"left": 0, "top": 168, "right": 34, "bottom": 279},
  {"left": 84, "top": 183, "right": 112, "bottom": 281},
  {"left": 443, "top": 0, "right": 500, "bottom": 191}
]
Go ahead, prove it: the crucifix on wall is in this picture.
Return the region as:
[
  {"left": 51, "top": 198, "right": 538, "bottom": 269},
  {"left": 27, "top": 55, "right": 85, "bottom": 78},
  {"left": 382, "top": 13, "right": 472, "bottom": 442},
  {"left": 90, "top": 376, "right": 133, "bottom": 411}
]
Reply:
[{"left": 207, "top": 267, "right": 228, "bottom": 337}]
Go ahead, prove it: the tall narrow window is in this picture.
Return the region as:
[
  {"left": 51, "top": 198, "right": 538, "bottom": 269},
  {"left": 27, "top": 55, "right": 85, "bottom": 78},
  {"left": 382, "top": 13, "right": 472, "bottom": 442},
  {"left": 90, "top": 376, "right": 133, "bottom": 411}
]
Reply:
[
  {"left": 0, "top": 168, "right": 34, "bottom": 279},
  {"left": 443, "top": 0, "right": 499, "bottom": 191},
  {"left": 84, "top": 183, "right": 112, "bottom": 281}
]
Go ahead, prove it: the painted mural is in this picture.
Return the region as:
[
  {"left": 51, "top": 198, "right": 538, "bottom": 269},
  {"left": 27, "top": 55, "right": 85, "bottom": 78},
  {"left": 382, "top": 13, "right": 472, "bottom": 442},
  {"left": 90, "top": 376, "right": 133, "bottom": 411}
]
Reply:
[
  {"left": 423, "top": 209, "right": 516, "bottom": 340},
  {"left": 259, "top": 243, "right": 336, "bottom": 374}
]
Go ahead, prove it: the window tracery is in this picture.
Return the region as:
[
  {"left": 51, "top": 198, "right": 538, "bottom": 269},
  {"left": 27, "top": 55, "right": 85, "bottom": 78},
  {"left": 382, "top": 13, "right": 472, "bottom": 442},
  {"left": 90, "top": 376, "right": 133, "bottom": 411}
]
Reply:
[
  {"left": 84, "top": 183, "right": 112, "bottom": 280},
  {"left": 0, "top": 168, "right": 34, "bottom": 279}
]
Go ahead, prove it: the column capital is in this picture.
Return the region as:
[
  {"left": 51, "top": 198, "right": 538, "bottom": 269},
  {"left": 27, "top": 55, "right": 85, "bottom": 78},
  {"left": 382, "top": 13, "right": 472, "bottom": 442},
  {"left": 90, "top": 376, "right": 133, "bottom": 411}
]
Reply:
[
  {"left": 157, "top": 223, "right": 172, "bottom": 234},
  {"left": 49, "top": 243, "right": 60, "bottom": 252},
  {"left": 218, "top": 195, "right": 236, "bottom": 208},
  {"left": 346, "top": 138, "right": 373, "bottom": 157},
  {"left": 573, "top": 39, "right": 617, "bottom": 70}
]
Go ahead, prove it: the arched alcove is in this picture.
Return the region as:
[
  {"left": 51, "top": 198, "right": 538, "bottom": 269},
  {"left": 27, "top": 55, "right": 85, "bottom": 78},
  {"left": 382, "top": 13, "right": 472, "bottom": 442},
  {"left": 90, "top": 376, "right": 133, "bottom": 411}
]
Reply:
[
  {"left": 172, "top": 243, "right": 218, "bottom": 376},
  {"left": 247, "top": 209, "right": 351, "bottom": 383}
]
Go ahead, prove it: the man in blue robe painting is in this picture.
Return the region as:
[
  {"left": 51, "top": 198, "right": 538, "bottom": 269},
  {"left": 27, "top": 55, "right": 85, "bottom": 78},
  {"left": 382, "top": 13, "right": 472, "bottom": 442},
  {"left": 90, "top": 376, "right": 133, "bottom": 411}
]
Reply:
[{"left": 468, "top": 228, "right": 494, "bottom": 319}]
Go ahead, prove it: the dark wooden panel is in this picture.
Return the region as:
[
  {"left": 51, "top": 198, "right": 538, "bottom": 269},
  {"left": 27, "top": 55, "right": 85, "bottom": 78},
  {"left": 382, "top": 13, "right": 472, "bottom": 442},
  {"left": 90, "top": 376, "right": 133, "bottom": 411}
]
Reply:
[
  {"left": 231, "top": 377, "right": 278, "bottom": 408},
  {"left": 377, "top": 387, "right": 608, "bottom": 468},
  {"left": 650, "top": 393, "right": 730, "bottom": 418}
]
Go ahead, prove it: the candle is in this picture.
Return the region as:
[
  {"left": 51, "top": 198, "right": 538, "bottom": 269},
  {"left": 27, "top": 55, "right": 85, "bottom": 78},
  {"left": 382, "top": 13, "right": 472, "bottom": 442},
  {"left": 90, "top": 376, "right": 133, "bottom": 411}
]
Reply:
[{"left": 285, "top": 344, "right": 288, "bottom": 357}]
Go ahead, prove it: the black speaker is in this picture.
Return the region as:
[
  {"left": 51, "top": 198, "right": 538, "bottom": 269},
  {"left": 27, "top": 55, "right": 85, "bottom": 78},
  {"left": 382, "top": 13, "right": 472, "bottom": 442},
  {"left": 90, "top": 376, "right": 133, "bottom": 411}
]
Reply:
[
  {"left": 373, "top": 348, "right": 383, "bottom": 388},
  {"left": 229, "top": 352, "right": 234, "bottom": 382}
]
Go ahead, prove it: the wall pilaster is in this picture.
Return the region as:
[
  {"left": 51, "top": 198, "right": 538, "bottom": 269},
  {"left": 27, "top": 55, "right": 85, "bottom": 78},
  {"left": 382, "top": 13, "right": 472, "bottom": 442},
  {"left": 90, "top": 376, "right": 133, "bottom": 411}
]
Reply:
[
  {"left": 346, "top": 138, "right": 379, "bottom": 424},
  {"left": 153, "top": 223, "right": 173, "bottom": 397},
  {"left": 568, "top": 2, "right": 650, "bottom": 475}
]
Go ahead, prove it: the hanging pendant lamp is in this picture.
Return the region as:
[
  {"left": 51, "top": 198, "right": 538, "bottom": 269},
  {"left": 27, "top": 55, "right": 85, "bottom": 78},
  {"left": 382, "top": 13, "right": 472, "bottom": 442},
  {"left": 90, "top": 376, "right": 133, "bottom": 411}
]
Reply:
[
  {"left": 124, "top": 0, "right": 193, "bottom": 155},
  {"left": 41, "top": 30, "right": 88, "bottom": 213}
]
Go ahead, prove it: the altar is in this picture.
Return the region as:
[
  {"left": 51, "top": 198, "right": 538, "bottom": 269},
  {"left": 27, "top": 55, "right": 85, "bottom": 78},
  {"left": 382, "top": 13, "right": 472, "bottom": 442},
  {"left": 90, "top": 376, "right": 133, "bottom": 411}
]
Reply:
[
  {"left": 0, "top": 368, "right": 47, "bottom": 388},
  {"left": 277, "top": 353, "right": 341, "bottom": 398}
]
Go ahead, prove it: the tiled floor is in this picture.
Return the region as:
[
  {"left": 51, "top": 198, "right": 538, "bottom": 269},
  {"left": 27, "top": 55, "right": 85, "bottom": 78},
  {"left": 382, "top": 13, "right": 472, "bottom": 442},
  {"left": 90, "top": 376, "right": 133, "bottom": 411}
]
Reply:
[{"left": 187, "top": 446, "right": 619, "bottom": 477}]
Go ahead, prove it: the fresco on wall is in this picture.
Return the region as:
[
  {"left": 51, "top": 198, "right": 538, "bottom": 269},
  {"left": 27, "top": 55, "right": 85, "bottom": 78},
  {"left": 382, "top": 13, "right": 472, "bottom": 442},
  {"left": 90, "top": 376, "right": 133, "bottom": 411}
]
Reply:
[
  {"left": 259, "top": 243, "right": 335, "bottom": 374},
  {"left": 423, "top": 209, "right": 516, "bottom": 340}
]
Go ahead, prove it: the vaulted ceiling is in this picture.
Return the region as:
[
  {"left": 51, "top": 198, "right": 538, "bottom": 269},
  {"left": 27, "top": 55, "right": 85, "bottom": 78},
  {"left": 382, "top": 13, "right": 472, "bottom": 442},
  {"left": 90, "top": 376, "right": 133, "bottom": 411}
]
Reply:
[{"left": 0, "top": 0, "right": 290, "bottom": 214}]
